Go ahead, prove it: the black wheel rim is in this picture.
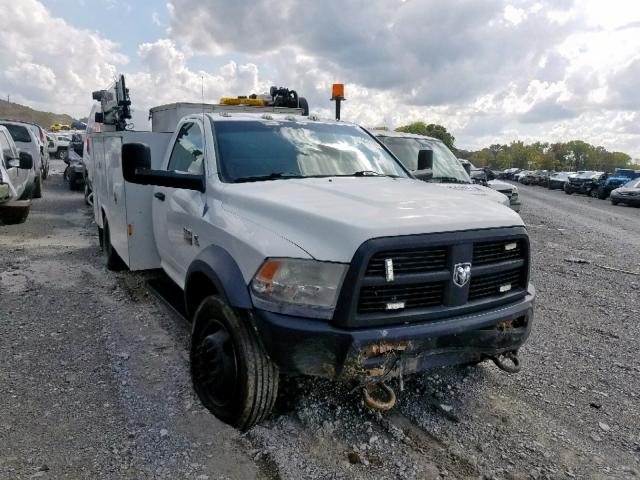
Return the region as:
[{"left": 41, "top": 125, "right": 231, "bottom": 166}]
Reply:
[{"left": 192, "top": 319, "right": 238, "bottom": 408}]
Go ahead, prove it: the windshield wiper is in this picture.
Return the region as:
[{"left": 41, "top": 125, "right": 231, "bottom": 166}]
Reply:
[
  {"left": 430, "top": 176, "right": 470, "bottom": 184},
  {"left": 335, "top": 170, "right": 400, "bottom": 178},
  {"left": 233, "top": 172, "right": 304, "bottom": 183}
]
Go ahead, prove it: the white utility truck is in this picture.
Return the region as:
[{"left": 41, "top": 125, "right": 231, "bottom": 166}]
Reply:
[{"left": 91, "top": 77, "right": 535, "bottom": 430}]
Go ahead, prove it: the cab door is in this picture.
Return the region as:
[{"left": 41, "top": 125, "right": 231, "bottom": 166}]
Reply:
[{"left": 152, "top": 120, "right": 207, "bottom": 286}]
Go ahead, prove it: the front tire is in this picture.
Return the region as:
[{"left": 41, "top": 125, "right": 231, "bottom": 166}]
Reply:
[
  {"left": 191, "top": 296, "right": 278, "bottom": 431},
  {"left": 611, "top": 198, "right": 619, "bottom": 206}
]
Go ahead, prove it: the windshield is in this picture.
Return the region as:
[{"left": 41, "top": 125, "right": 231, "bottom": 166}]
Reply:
[
  {"left": 0, "top": 123, "right": 31, "bottom": 143},
  {"left": 380, "top": 136, "right": 471, "bottom": 183},
  {"left": 624, "top": 177, "right": 640, "bottom": 188},
  {"left": 552, "top": 173, "right": 569, "bottom": 180},
  {"left": 213, "top": 120, "right": 409, "bottom": 182},
  {"left": 615, "top": 169, "right": 637, "bottom": 178}
]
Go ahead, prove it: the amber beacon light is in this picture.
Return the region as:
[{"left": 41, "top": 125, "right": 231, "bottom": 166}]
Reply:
[{"left": 330, "top": 83, "right": 345, "bottom": 120}]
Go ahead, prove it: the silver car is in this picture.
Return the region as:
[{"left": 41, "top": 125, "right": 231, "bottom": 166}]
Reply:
[{"left": 0, "top": 120, "right": 43, "bottom": 198}]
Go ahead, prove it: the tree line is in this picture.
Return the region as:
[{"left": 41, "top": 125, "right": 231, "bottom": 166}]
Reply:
[{"left": 393, "top": 122, "right": 634, "bottom": 172}]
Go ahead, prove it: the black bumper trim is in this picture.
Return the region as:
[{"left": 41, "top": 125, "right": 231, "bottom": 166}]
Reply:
[{"left": 253, "top": 284, "right": 535, "bottom": 381}]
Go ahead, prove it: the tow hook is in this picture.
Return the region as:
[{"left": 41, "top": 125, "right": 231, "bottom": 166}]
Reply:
[
  {"left": 491, "top": 351, "right": 521, "bottom": 373},
  {"left": 362, "top": 382, "right": 396, "bottom": 411}
]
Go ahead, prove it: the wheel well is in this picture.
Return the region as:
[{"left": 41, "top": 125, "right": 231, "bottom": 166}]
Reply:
[{"left": 185, "top": 272, "right": 219, "bottom": 319}]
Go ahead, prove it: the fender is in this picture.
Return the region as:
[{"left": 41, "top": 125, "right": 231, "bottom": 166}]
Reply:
[{"left": 185, "top": 245, "right": 253, "bottom": 316}]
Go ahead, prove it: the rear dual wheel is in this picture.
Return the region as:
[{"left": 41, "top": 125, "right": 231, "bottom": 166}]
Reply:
[
  {"left": 102, "top": 219, "right": 126, "bottom": 271},
  {"left": 191, "top": 296, "right": 278, "bottom": 431}
]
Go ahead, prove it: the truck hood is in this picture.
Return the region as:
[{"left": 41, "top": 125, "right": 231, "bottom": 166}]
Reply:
[
  {"left": 431, "top": 182, "right": 510, "bottom": 206},
  {"left": 221, "top": 177, "right": 523, "bottom": 262}
]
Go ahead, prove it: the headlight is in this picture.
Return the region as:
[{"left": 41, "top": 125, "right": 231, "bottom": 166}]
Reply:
[{"left": 251, "top": 258, "right": 348, "bottom": 319}]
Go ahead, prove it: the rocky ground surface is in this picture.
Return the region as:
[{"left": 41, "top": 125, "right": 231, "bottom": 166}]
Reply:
[{"left": 1, "top": 163, "right": 638, "bottom": 479}]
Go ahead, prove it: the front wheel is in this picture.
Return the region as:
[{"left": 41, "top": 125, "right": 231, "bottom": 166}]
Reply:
[
  {"left": 191, "top": 296, "right": 278, "bottom": 431},
  {"left": 57, "top": 149, "right": 66, "bottom": 159},
  {"left": 611, "top": 198, "right": 619, "bottom": 206}
]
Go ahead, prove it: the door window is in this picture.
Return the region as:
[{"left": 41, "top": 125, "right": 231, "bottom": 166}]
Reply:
[
  {"left": 0, "top": 132, "right": 14, "bottom": 165},
  {"left": 167, "top": 122, "right": 205, "bottom": 174}
]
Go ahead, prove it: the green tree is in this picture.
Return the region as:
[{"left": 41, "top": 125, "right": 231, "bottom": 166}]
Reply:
[{"left": 395, "top": 122, "right": 456, "bottom": 150}]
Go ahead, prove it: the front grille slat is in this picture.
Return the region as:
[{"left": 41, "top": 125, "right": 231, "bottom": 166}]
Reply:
[
  {"left": 365, "top": 247, "right": 447, "bottom": 276},
  {"left": 358, "top": 282, "right": 445, "bottom": 313},
  {"left": 473, "top": 240, "right": 524, "bottom": 265},
  {"left": 355, "top": 235, "right": 528, "bottom": 315},
  {"left": 469, "top": 268, "right": 524, "bottom": 301}
]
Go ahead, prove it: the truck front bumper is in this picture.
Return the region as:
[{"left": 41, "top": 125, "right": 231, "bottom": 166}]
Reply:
[{"left": 252, "top": 284, "right": 535, "bottom": 381}]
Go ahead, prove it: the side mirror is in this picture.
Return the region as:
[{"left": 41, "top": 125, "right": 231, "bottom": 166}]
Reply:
[
  {"left": 17, "top": 151, "right": 33, "bottom": 170},
  {"left": 417, "top": 149, "right": 433, "bottom": 171},
  {"left": 94, "top": 112, "right": 104, "bottom": 123},
  {"left": 122, "top": 142, "right": 205, "bottom": 192},
  {"left": 414, "top": 149, "right": 434, "bottom": 180}
]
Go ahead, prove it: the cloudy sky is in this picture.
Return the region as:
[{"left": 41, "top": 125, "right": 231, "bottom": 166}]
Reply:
[{"left": 1, "top": 0, "right": 639, "bottom": 158}]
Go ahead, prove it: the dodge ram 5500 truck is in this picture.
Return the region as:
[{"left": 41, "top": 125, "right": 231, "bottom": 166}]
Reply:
[{"left": 91, "top": 84, "right": 535, "bottom": 430}]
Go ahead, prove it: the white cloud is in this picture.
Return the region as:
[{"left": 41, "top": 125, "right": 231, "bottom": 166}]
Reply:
[
  {"left": 0, "top": 0, "right": 127, "bottom": 117},
  {"left": 2, "top": 0, "right": 640, "bottom": 159}
]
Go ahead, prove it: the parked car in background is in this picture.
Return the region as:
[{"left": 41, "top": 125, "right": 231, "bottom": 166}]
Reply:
[
  {"left": 610, "top": 177, "right": 640, "bottom": 207},
  {"left": 0, "top": 120, "right": 43, "bottom": 198},
  {"left": 457, "top": 160, "right": 521, "bottom": 212},
  {"left": 26, "top": 123, "right": 50, "bottom": 180},
  {"left": 564, "top": 171, "right": 604, "bottom": 196},
  {"left": 0, "top": 125, "right": 34, "bottom": 225},
  {"left": 547, "top": 172, "right": 570, "bottom": 190},
  {"left": 52, "top": 133, "right": 71, "bottom": 159},
  {"left": 63, "top": 133, "right": 86, "bottom": 191},
  {"left": 373, "top": 131, "right": 511, "bottom": 209},
  {"left": 519, "top": 170, "right": 548, "bottom": 186},
  {"left": 595, "top": 168, "right": 640, "bottom": 199},
  {"left": 82, "top": 103, "right": 102, "bottom": 205},
  {"left": 499, "top": 168, "right": 522, "bottom": 180}
]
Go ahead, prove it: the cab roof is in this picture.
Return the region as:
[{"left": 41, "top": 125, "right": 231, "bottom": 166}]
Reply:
[
  {"left": 369, "top": 129, "right": 443, "bottom": 144},
  {"left": 193, "top": 111, "right": 353, "bottom": 128}
]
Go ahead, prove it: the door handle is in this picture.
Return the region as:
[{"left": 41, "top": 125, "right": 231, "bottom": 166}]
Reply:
[{"left": 154, "top": 192, "right": 165, "bottom": 201}]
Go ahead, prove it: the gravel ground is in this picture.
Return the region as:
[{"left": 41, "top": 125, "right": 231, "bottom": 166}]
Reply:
[{"left": 1, "top": 164, "right": 638, "bottom": 479}]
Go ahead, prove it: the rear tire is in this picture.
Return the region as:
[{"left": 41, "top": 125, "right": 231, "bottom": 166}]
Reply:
[
  {"left": 191, "top": 296, "right": 278, "bottom": 431},
  {"left": 32, "top": 174, "right": 42, "bottom": 199},
  {"left": 597, "top": 187, "right": 607, "bottom": 200},
  {"left": 57, "top": 149, "right": 66, "bottom": 159},
  {"left": 69, "top": 172, "right": 82, "bottom": 191},
  {"left": 0, "top": 205, "right": 30, "bottom": 225},
  {"left": 102, "top": 219, "right": 126, "bottom": 271}
]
